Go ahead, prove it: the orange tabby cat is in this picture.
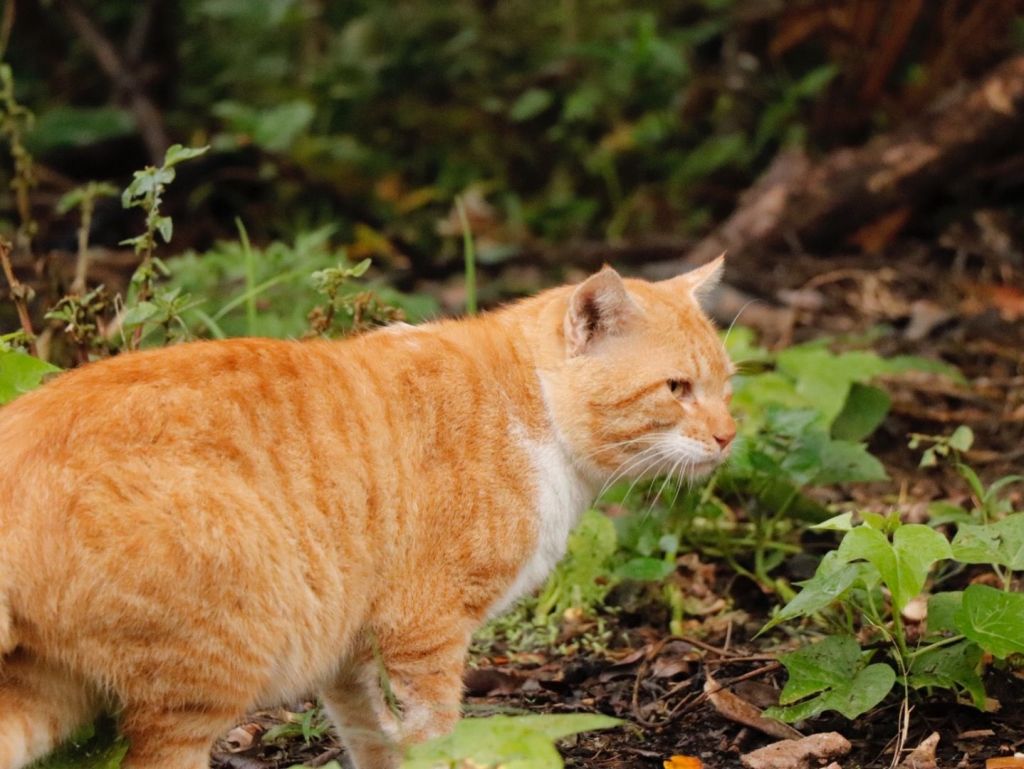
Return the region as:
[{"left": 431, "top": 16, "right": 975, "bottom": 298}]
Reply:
[{"left": 0, "top": 258, "right": 735, "bottom": 769}]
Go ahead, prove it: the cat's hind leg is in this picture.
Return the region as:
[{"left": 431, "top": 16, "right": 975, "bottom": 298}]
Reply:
[
  {"left": 118, "top": 703, "right": 240, "bottom": 769},
  {"left": 0, "top": 650, "right": 100, "bottom": 769}
]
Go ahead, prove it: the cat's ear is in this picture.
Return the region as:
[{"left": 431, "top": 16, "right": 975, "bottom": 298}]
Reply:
[
  {"left": 564, "top": 267, "right": 639, "bottom": 356},
  {"left": 664, "top": 253, "right": 725, "bottom": 304}
]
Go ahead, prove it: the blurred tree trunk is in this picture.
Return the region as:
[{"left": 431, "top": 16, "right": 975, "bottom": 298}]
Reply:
[{"left": 660, "top": 54, "right": 1024, "bottom": 275}]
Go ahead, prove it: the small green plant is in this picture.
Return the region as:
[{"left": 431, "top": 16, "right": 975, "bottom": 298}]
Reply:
[
  {"left": 262, "top": 705, "right": 332, "bottom": 745},
  {"left": 119, "top": 144, "right": 209, "bottom": 348},
  {"left": 909, "top": 424, "right": 975, "bottom": 468},
  {"left": 308, "top": 257, "right": 405, "bottom": 336},
  {"left": 533, "top": 509, "right": 618, "bottom": 624},
  {"left": 45, "top": 285, "right": 111, "bottom": 363},
  {"left": 0, "top": 63, "right": 37, "bottom": 252},
  {"left": 763, "top": 499, "right": 1024, "bottom": 723},
  {"left": 57, "top": 181, "right": 119, "bottom": 295}
]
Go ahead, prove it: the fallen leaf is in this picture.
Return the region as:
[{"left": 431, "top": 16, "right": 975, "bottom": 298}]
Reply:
[
  {"left": 741, "top": 733, "right": 852, "bottom": 769},
  {"left": 957, "top": 729, "right": 996, "bottom": 740},
  {"left": 705, "top": 671, "right": 802, "bottom": 741},
  {"left": 899, "top": 731, "right": 939, "bottom": 769},
  {"left": 989, "top": 284, "right": 1024, "bottom": 322},
  {"left": 848, "top": 207, "right": 911, "bottom": 253},
  {"left": 664, "top": 756, "right": 703, "bottom": 769},
  {"left": 224, "top": 723, "right": 261, "bottom": 752},
  {"left": 987, "top": 757, "right": 1024, "bottom": 769}
]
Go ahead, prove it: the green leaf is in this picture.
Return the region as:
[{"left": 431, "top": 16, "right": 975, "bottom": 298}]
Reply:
[
  {"left": 926, "top": 592, "right": 963, "bottom": 636},
  {"left": 907, "top": 639, "right": 985, "bottom": 709},
  {"left": 25, "top": 106, "right": 134, "bottom": 153},
  {"left": 883, "top": 355, "right": 963, "bottom": 382},
  {"left": 838, "top": 524, "right": 951, "bottom": 612},
  {"left": 163, "top": 143, "right": 210, "bottom": 167},
  {"left": 509, "top": 714, "right": 622, "bottom": 740},
  {"left": 812, "top": 512, "right": 854, "bottom": 532},
  {"left": 762, "top": 551, "right": 869, "bottom": 632},
  {"left": 831, "top": 383, "right": 891, "bottom": 441},
  {"left": 955, "top": 584, "right": 1024, "bottom": 659},
  {"left": 615, "top": 557, "right": 674, "bottom": 582},
  {"left": 156, "top": 216, "right": 174, "bottom": 244},
  {"left": 766, "top": 636, "right": 895, "bottom": 721},
  {"left": 0, "top": 350, "right": 61, "bottom": 405},
  {"left": 952, "top": 513, "right": 1024, "bottom": 571},
  {"left": 401, "top": 714, "right": 619, "bottom": 769},
  {"left": 948, "top": 425, "right": 974, "bottom": 452},
  {"left": 121, "top": 301, "right": 160, "bottom": 327},
  {"left": 813, "top": 439, "right": 888, "bottom": 484},
  {"left": 509, "top": 88, "right": 553, "bottom": 121},
  {"left": 776, "top": 347, "right": 856, "bottom": 425}
]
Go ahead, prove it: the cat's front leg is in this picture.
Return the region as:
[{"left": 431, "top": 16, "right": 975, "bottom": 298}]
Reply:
[{"left": 323, "top": 621, "right": 471, "bottom": 769}]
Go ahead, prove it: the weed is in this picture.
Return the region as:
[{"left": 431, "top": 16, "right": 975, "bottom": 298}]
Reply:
[
  {"left": 119, "top": 144, "right": 209, "bottom": 348},
  {"left": 262, "top": 705, "right": 332, "bottom": 745},
  {"left": 57, "top": 181, "right": 119, "bottom": 295},
  {"left": 763, "top": 461, "right": 1024, "bottom": 722},
  {"left": 0, "top": 63, "right": 36, "bottom": 253}
]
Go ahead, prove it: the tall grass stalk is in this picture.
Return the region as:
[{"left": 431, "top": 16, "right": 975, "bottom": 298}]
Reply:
[{"left": 455, "top": 196, "right": 477, "bottom": 315}]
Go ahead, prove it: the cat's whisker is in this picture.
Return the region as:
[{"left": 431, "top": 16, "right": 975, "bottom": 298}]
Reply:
[
  {"left": 577, "top": 434, "right": 664, "bottom": 466},
  {"left": 617, "top": 450, "right": 678, "bottom": 518},
  {"left": 597, "top": 443, "right": 672, "bottom": 499},
  {"left": 722, "top": 298, "right": 762, "bottom": 349}
]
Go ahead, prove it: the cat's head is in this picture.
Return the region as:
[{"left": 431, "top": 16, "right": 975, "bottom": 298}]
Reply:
[{"left": 542, "top": 256, "right": 735, "bottom": 484}]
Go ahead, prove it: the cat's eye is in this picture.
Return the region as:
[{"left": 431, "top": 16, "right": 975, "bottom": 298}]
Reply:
[{"left": 667, "top": 379, "right": 692, "bottom": 398}]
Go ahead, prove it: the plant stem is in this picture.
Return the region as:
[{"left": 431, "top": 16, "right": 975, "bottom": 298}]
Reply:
[
  {"left": 456, "top": 196, "right": 477, "bottom": 315},
  {"left": 0, "top": 238, "right": 37, "bottom": 356},
  {"left": 905, "top": 634, "right": 966, "bottom": 659},
  {"left": 71, "top": 197, "right": 95, "bottom": 295},
  {"left": 236, "top": 218, "right": 258, "bottom": 337}
]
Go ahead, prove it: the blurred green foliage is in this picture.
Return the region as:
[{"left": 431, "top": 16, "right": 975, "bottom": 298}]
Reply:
[{"left": 6, "top": 0, "right": 855, "bottom": 257}]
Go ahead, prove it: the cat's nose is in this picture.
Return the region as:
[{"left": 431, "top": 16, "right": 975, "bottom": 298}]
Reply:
[{"left": 714, "top": 429, "right": 736, "bottom": 450}]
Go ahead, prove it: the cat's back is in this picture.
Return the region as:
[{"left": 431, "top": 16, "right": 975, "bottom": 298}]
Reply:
[{"left": 1, "top": 337, "right": 339, "bottom": 453}]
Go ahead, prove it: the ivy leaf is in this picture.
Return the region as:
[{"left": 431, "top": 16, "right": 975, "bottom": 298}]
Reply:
[
  {"left": 776, "top": 347, "right": 853, "bottom": 425},
  {"left": 907, "top": 639, "right": 986, "bottom": 709},
  {"left": 831, "top": 383, "right": 891, "bottom": 441},
  {"left": 951, "top": 513, "right": 1024, "bottom": 571},
  {"left": 813, "top": 439, "right": 888, "bottom": 484},
  {"left": 762, "top": 551, "right": 871, "bottom": 632},
  {"left": 926, "top": 592, "right": 963, "bottom": 636},
  {"left": 0, "top": 349, "right": 61, "bottom": 405},
  {"left": 765, "top": 636, "right": 895, "bottom": 722},
  {"left": 838, "top": 525, "right": 951, "bottom": 612},
  {"left": 954, "top": 584, "right": 1024, "bottom": 659}
]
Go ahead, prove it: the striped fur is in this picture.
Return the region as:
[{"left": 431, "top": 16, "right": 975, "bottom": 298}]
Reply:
[{"left": 0, "top": 261, "right": 734, "bottom": 769}]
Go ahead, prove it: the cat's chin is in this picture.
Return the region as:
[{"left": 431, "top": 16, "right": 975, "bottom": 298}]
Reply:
[{"left": 684, "top": 458, "right": 723, "bottom": 479}]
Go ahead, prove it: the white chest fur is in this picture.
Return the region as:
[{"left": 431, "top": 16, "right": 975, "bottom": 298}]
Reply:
[{"left": 488, "top": 435, "right": 594, "bottom": 616}]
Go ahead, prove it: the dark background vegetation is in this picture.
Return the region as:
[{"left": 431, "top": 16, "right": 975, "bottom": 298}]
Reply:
[{"left": 4, "top": 0, "right": 1024, "bottom": 301}]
